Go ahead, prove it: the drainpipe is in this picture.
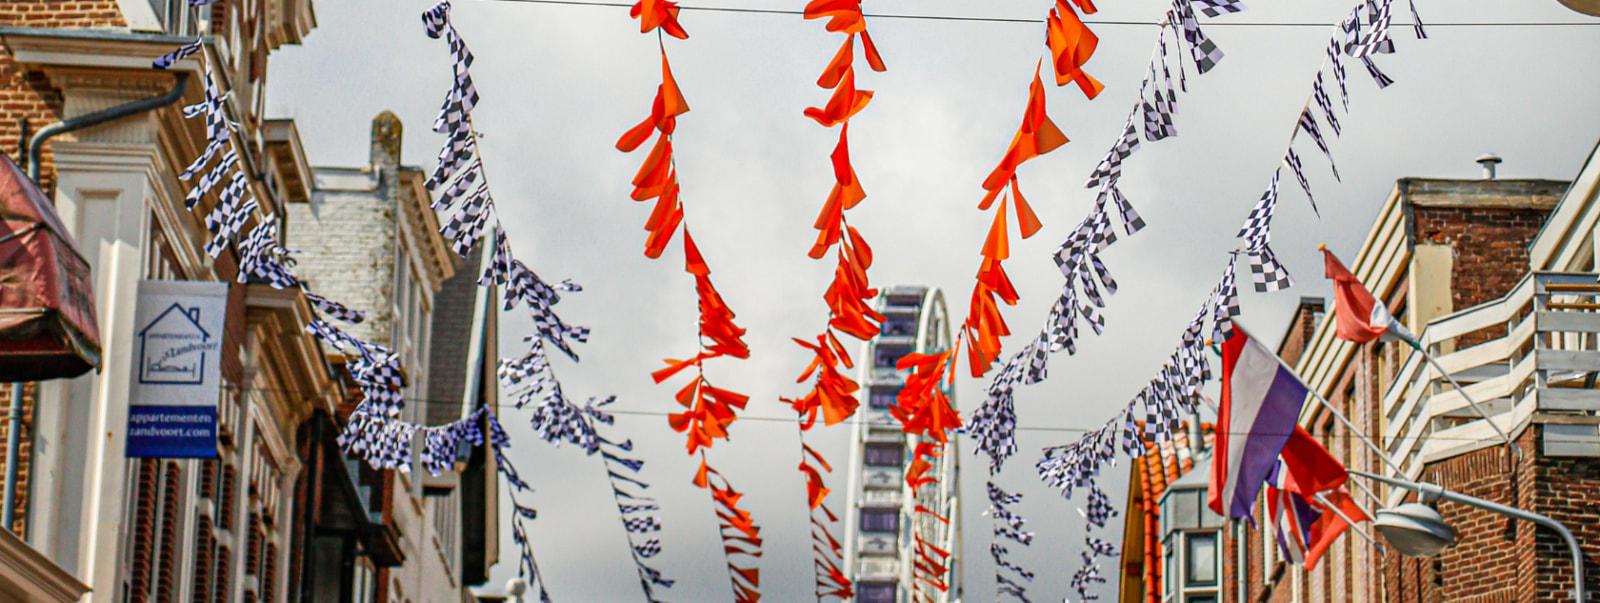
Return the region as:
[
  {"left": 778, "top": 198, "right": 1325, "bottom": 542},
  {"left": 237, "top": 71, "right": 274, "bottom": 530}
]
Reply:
[
  {"left": 3, "top": 71, "right": 191, "bottom": 533},
  {"left": 23, "top": 72, "right": 190, "bottom": 184}
]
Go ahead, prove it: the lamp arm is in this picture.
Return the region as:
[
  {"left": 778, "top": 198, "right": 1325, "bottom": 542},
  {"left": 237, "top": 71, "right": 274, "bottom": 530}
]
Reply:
[{"left": 1351, "top": 470, "right": 1585, "bottom": 603}]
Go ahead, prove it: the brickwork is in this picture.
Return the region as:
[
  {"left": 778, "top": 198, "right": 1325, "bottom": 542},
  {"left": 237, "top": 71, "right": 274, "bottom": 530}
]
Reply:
[
  {"left": 287, "top": 171, "right": 399, "bottom": 348},
  {"left": 0, "top": 382, "right": 36, "bottom": 537},
  {"left": 1227, "top": 178, "right": 1574, "bottom": 603}
]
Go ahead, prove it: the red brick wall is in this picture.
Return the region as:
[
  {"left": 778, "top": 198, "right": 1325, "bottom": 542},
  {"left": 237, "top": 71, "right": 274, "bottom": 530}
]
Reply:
[
  {"left": 1411, "top": 205, "right": 1549, "bottom": 347},
  {"left": 0, "top": 2, "right": 126, "bottom": 192}
]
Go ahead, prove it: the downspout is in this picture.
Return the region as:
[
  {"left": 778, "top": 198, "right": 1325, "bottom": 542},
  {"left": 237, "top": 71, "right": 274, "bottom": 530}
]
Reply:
[
  {"left": 2, "top": 71, "right": 191, "bottom": 532},
  {"left": 24, "top": 72, "right": 190, "bottom": 184}
]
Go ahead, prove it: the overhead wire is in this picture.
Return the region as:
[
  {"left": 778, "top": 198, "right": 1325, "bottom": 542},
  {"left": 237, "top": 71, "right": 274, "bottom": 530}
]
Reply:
[
  {"left": 465, "top": 0, "right": 1600, "bottom": 28},
  {"left": 225, "top": 383, "right": 1541, "bottom": 442}
]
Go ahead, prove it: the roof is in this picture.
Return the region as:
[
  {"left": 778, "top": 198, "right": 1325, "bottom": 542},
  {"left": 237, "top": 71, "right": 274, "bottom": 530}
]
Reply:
[
  {"left": 425, "top": 244, "right": 486, "bottom": 425},
  {"left": 1118, "top": 421, "right": 1215, "bottom": 603}
]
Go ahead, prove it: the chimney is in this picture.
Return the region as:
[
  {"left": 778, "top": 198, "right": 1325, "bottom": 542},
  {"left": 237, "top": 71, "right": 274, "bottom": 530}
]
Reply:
[
  {"left": 1475, "top": 153, "right": 1502, "bottom": 180},
  {"left": 370, "top": 111, "right": 404, "bottom": 170}
]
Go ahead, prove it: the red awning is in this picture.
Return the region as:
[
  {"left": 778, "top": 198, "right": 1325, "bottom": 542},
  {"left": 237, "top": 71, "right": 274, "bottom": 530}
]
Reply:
[{"left": 0, "top": 154, "right": 99, "bottom": 380}]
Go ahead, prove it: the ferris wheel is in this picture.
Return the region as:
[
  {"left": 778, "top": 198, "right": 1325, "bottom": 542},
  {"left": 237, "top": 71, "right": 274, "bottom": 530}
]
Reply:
[{"left": 841, "top": 286, "right": 963, "bottom": 603}]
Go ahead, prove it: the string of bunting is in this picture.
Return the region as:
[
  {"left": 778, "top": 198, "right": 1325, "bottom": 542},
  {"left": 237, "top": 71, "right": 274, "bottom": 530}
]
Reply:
[
  {"left": 619, "top": 2, "right": 763, "bottom": 600},
  {"left": 151, "top": 9, "right": 569, "bottom": 597},
  {"left": 777, "top": 1, "right": 891, "bottom": 598},
  {"left": 1028, "top": 0, "right": 1424, "bottom": 599},
  {"left": 873, "top": 1, "right": 1114, "bottom": 598}
]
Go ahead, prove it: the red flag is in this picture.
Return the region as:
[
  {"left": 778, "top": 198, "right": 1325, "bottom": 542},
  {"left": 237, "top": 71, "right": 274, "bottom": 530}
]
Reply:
[
  {"left": 1322, "top": 246, "right": 1417, "bottom": 346},
  {"left": 1304, "top": 488, "right": 1369, "bottom": 569},
  {"left": 1279, "top": 425, "right": 1348, "bottom": 497}
]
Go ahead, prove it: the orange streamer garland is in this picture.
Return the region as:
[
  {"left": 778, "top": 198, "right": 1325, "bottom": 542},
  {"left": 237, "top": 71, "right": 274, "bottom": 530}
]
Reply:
[
  {"left": 622, "top": 7, "right": 762, "bottom": 600},
  {"left": 780, "top": 2, "right": 892, "bottom": 599},
  {"left": 887, "top": 3, "right": 1104, "bottom": 596}
]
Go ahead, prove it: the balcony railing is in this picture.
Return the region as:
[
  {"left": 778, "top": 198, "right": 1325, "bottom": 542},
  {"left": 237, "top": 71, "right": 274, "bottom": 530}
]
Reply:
[{"left": 1382, "top": 272, "right": 1600, "bottom": 484}]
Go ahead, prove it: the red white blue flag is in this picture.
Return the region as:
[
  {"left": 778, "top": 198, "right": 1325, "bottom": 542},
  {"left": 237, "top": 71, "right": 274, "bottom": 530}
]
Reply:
[{"left": 1208, "top": 326, "right": 1309, "bottom": 519}]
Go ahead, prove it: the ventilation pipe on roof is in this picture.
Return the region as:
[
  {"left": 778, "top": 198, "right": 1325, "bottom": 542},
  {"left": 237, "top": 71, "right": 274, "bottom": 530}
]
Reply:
[{"left": 1476, "top": 153, "right": 1502, "bottom": 180}]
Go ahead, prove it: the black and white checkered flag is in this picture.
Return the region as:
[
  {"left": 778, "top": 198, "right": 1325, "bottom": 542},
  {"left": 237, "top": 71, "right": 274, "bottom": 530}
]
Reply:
[
  {"left": 1212, "top": 255, "right": 1240, "bottom": 342},
  {"left": 427, "top": 128, "right": 476, "bottom": 191},
  {"left": 1084, "top": 113, "right": 1141, "bottom": 189},
  {"left": 237, "top": 215, "right": 300, "bottom": 289},
  {"left": 1141, "top": 37, "right": 1179, "bottom": 142},
  {"left": 1353, "top": 0, "right": 1396, "bottom": 58},
  {"left": 203, "top": 196, "right": 256, "bottom": 258},
  {"left": 305, "top": 291, "right": 367, "bottom": 324},
  {"left": 630, "top": 539, "right": 663, "bottom": 559},
  {"left": 1247, "top": 244, "right": 1294, "bottom": 292},
  {"left": 1192, "top": 0, "right": 1246, "bottom": 17},
  {"left": 1408, "top": 0, "right": 1427, "bottom": 39},
  {"left": 1312, "top": 73, "right": 1342, "bottom": 137},
  {"left": 442, "top": 188, "right": 493, "bottom": 257},
  {"left": 1361, "top": 56, "right": 1395, "bottom": 89},
  {"left": 1285, "top": 148, "right": 1318, "bottom": 215},
  {"left": 152, "top": 39, "right": 202, "bottom": 69},
  {"left": 1086, "top": 535, "right": 1118, "bottom": 558},
  {"left": 1297, "top": 111, "right": 1337, "bottom": 183},
  {"left": 1172, "top": 0, "right": 1224, "bottom": 74},
  {"left": 184, "top": 149, "right": 238, "bottom": 210},
  {"left": 1327, "top": 38, "right": 1350, "bottom": 111},
  {"left": 1235, "top": 168, "right": 1281, "bottom": 246},
  {"left": 1082, "top": 484, "right": 1118, "bottom": 529}
]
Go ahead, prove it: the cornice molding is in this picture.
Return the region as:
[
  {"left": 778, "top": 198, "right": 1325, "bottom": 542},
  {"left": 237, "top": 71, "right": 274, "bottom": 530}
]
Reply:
[{"left": 0, "top": 528, "right": 90, "bottom": 603}]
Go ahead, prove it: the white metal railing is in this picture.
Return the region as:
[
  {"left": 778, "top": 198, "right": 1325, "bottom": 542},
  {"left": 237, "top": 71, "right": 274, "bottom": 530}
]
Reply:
[{"left": 1382, "top": 272, "right": 1600, "bottom": 480}]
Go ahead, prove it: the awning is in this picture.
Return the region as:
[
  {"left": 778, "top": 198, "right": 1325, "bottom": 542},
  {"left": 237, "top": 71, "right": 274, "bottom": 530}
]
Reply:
[{"left": 0, "top": 153, "right": 100, "bottom": 380}]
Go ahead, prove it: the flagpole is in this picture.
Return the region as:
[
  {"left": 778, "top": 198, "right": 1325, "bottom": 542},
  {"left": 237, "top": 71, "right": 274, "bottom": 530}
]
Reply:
[
  {"left": 1197, "top": 393, "right": 1387, "bottom": 510},
  {"left": 1209, "top": 337, "right": 1412, "bottom": 481},
  {"left": 1417, "top": 348, "right": 1520, "bottom": 463},
  {"left": 1312, "top": 491, "right": 1385, "bottom": 556}
]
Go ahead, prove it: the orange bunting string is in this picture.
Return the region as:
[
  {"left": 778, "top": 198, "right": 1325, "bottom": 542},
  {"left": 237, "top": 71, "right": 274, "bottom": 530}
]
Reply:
[
  {"left": 630, "top": 0, "right": 689, "bottom": 39},
  {"left": 695, "top": 457, "right": 764, "bottom": 603},
  {"left": 1047, "top": 0, "right": 1105, "bottom": 98},
  {"left": 786, "top": 6, "right": 891, "bottom": 599}
]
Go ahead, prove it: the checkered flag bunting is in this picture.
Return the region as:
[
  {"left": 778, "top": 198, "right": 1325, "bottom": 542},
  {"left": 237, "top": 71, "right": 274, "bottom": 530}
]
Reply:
[
  {"left": 1408, "top": 0, "right": 1427, "bottom": 39},
  {"left": 304, "top": 291, "right": 366, "bottom": 324},
  {"left": 1312, "top": 73, "right": 1342, "bottom": 137},
  {"left": 1084, "top": 112, "right": 1141, "bottom": 189},
  {"left": 1172, "top": 0, "right": 1224, "bottom": 74},
  {"left": 1353, "top": 0, "right": 1396, "bottom": 58},
  {"left": 1247, "top": 244, "right": 1295, "bottom": 292},
  {"left": 1297, "top": 109, "right": 1340, "bottom": 181},
  {"left": 1235, "top": 168, "right": 1281, "bottom": 245},
  {"left": 1285, "top": 148, "right": 1318, "bottom": 216},
  {"left": 1212, "top": 255, "right": 1241, "bottom": 342},
  {"left": 1192, "top": 0, "right": 1246, "bottom": 17},
  {"left": 1328, "top": 38, "right": 1351, "bottom": 110},
  {"left": 986, "top": 481, "right": 1036, "bottom": 601},
  {"left": 1361, "top": 56, "right": 1395, "bottom": 88},
  {"left": 152, "top": 39, "right": 201, "bottom": 69}
]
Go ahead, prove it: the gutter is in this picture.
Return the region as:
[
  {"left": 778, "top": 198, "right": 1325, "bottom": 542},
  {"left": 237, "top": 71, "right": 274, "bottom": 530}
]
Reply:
[
  {"left": 23, "top": 72, "right": 190, "bottom": 184},
  {"left": 3, "top": 71, "right": 190, "bottom": 533}
]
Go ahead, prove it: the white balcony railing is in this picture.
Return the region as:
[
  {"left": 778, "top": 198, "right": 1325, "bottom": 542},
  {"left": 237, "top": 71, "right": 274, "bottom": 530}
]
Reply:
[{"left": 1382, "top": 272, "right": 1600, "bottom": 487}]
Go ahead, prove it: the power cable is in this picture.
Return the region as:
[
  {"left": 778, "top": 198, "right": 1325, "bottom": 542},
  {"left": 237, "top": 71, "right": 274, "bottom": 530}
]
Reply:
[{"left": 465, "top": 0, "right": 1600, "bottom": 28}]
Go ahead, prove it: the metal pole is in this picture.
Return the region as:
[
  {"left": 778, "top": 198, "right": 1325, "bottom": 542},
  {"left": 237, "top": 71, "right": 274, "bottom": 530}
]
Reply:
[
  {"left": 1353, "top": 469, "right": 1585, "bottom": 603},
  {"left": 1313, "top": 491, "right": 1386, "bottom": 557},
  {"left": 1419, "top": 351, "right": 1520, "bottom": 462},
  {"left": 2, "top": 382, "right": 22, "bottom": 530},
  {"left": 1262, "top": 350, "right": 1412, "bottom": 481}
]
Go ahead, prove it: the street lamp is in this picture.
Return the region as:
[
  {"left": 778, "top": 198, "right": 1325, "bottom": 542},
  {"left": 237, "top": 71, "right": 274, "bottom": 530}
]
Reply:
[
  {"left": 506, "top": 577, "right": 528, "bottom": 602},
  {"left": 1352, "top": 470, "right": 1586, "bottom": 603},
  {"left": 1372, "top": 503, "right": 1455, "bottom": 557}
]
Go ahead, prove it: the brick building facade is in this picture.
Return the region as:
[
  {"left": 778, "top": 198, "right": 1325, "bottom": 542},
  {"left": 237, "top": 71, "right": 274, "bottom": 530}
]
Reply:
[
  {"left": 1216, "top": 149, "right": 1600, "bottom": 603},
  {"left": 0, "top": 2, "right": 497, "bottom": 601}
]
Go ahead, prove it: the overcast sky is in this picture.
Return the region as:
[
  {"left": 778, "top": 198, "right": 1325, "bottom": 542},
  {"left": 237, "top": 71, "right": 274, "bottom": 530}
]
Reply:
[{"left": 267, "top": 1, "right": 1600, "bottom": 600}]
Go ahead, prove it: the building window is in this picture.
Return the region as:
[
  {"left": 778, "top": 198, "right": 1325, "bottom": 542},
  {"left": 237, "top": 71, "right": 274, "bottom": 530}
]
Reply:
[
  {"left": 881, "top": 315, "right": 917, "bottom": 337},
  {"left": 874, "top": 346, "right": 909, "bottom": 369},
  {"left": 857, "top": 581, "right": 896, "bottom": 603},
  {"left": 859, "top": 508, "right": 899, "bottom": 533},
  {"left": 868, "top": 388, "right": 899, "bottom": 410},
  {"left": 864, "top": 443, "right": 903, "bottom": 467},
  {"left": 1186, "top": 532, "right": 1218, "bottom": 586}
]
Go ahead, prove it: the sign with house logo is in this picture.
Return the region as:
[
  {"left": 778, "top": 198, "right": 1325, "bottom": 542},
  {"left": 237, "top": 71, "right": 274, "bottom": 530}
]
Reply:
[{"left": 126, "top": 280, "right": 227, "bottom": 459}]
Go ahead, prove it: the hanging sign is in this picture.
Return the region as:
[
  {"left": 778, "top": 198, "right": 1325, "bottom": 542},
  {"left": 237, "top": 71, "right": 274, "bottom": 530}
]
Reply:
[{"left": 126, "top": 280, "right": 227, "bottom": 458}]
